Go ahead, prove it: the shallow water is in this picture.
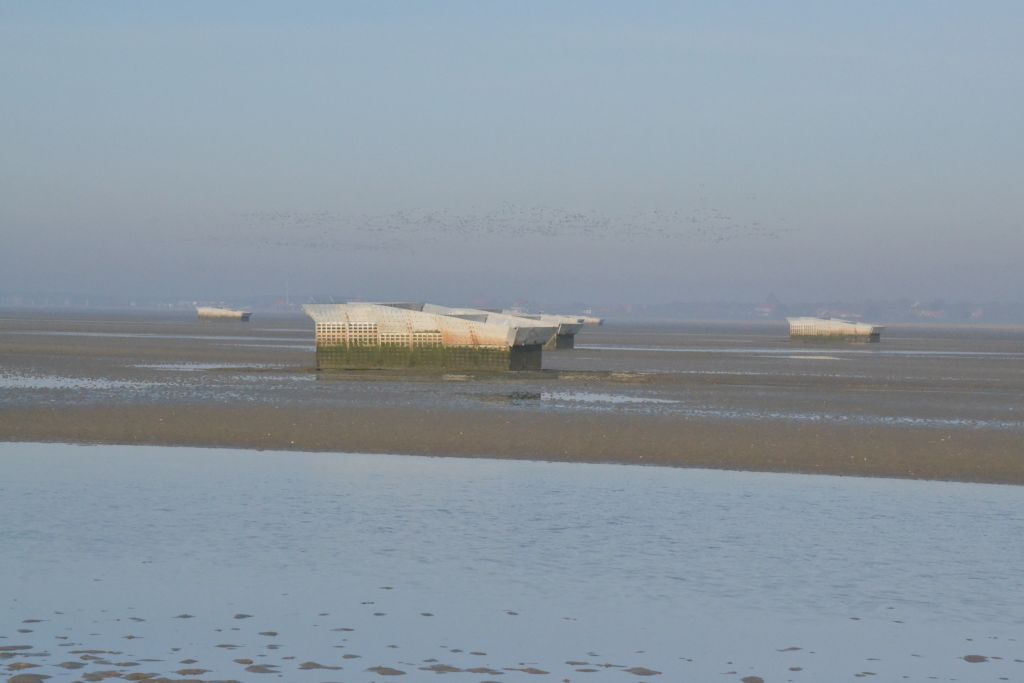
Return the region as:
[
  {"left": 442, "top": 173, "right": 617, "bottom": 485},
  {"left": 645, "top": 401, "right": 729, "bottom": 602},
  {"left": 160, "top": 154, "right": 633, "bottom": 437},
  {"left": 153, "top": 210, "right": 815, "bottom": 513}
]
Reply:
[
  {"left": 1, "top": 442, "right": 1022, "bottom": 682},
  {"left": 0, "top": 373, "right": 158, "bottom": 391}
]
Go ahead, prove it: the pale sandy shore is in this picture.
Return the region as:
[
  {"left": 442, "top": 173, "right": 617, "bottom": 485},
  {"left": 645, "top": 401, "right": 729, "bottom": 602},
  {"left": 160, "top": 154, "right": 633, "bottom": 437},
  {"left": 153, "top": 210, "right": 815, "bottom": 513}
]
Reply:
[{"left": 3, "top": 403, "right": 1022, "bottom": 484}]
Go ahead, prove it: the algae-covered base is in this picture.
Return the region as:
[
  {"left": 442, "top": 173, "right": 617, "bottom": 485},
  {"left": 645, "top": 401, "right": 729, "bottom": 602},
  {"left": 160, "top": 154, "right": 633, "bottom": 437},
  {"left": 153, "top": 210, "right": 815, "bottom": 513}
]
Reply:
[
  {"left": 790, "top": 333, "right": 881, "bottom": 343},
  {"left": 316, "top": 343, "right": 543, "bottom": 371}
]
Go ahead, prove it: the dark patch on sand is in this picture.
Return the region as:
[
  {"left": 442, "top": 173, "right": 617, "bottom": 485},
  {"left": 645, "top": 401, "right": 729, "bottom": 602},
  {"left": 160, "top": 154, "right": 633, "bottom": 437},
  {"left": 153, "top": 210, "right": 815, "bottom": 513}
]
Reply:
[
  {"left": 366, "top": 665, "right": 405, "bottom": 675},
  {"left": 299, "top": 662, "right": 342, "bottom": 670},
  {"left": 80, "top": 671, "right": 124, "bottom": 681},
  {"left": 244, "top": 664, "right": 278, "bottom": 673},
  {"left": 420, "top": 663, "right": 462, "bottom": 673},
  {"left": 963, "top": 654, "right": 989, "bottom": 663},
  {"left": 8, "top": 674, "right": 50, "bottom": 683},
  {"left": 624, "top": 666, "right": 661, "bottom": 676}
]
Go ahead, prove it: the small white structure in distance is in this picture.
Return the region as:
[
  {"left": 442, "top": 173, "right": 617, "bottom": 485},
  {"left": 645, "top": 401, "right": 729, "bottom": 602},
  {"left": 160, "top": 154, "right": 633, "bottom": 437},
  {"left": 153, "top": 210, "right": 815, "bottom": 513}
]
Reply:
[
  {"left": 196, "top": 306, "right": 251, "bottom": 321},
  {"left": 787, "top": 317, "right": 884, "bottom": 342}
]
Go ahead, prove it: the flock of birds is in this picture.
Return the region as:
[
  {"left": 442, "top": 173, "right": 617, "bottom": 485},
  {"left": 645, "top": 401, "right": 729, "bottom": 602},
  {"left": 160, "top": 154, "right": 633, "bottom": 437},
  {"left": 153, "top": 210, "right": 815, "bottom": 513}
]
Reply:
[{"left": 228, "top": 204, "right": 792, "bottom": 253}]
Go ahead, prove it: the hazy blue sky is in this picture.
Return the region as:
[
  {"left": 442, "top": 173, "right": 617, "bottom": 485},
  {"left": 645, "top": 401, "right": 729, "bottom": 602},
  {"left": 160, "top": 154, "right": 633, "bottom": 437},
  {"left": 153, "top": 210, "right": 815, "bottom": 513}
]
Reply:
[{"left": 2, "top": 2, "right": 1021, "bottom": 306}]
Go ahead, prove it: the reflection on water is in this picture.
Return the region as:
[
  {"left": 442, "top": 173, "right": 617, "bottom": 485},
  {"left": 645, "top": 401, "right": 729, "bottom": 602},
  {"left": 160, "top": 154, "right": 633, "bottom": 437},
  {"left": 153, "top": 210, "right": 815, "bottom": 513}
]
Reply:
[{"left": 1, "top": 443, "right": 1021, "bottom": 682}]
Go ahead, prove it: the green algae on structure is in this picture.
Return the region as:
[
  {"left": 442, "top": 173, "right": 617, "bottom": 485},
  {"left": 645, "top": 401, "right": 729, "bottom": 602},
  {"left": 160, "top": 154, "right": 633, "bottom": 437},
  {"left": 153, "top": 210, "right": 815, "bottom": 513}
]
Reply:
[
  {"left": 789, "top": 333, "right": 881, "bottom": 343},
  {"left": 316, "top": 343, "right": 543, "bottom": 371}
]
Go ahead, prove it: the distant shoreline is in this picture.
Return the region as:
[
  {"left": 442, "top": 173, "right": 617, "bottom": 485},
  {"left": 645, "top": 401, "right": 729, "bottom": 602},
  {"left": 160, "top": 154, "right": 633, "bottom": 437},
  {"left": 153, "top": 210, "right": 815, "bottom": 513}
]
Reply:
[
  {"left": 3, "top": 403, "right": 1021, "bottom": 486},
  {"left": 4, "top": 305, "right": 1024, "bottom": 329}
]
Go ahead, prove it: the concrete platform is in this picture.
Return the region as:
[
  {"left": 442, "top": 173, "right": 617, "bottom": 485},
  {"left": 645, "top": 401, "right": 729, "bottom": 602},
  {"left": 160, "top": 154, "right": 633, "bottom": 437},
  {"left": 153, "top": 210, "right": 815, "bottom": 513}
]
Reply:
[{"left": 304, "top": 303, "right": 555, "bottom": 371}]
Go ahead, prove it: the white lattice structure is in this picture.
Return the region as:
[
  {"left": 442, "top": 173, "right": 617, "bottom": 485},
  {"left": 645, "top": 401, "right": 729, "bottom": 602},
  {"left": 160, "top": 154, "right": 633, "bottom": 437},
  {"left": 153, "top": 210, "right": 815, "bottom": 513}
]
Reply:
[
  {"left": 787, "top": 317, "right": 884, "bottom": 342},
  {"left": 422, "top": 304, "right": 559, "bottom": 342},
  {"left": 303, "top": 303, "right": 556, "bottom": 370}
]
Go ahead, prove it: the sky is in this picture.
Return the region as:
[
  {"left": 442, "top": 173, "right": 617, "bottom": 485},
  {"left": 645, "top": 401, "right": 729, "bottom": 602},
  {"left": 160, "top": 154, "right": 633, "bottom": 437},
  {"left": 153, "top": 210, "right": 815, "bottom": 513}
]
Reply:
[{"left": 1, "top": 1, "right": 1022, "bottom": 306}]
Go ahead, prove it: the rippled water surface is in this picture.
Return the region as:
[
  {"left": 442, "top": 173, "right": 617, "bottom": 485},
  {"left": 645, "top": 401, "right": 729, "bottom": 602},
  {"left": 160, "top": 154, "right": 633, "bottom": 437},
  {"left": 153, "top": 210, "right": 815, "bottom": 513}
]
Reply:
[{"left": 1, "top": 442, "right": 1022, "bottom": 682}]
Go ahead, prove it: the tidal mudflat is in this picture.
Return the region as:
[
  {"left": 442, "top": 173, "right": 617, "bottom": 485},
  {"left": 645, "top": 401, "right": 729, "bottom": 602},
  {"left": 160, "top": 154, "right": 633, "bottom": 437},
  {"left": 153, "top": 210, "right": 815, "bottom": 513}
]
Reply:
[
  {"left": 2, "top": 442, "right": 1023, "bottom": 682},
  {"left": 1, "top": 310, "right": 1023, "bottom": 483}
]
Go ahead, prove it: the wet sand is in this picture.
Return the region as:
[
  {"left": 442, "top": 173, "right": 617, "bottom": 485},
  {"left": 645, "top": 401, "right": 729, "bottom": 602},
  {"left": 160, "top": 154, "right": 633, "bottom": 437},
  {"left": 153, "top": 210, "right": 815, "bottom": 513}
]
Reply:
[
  {"left": 1, "top": 308, "right": 1022, "bottom": 484},
  {"left": 2, "top": 403, "right": 1022, "bottom": 484}
]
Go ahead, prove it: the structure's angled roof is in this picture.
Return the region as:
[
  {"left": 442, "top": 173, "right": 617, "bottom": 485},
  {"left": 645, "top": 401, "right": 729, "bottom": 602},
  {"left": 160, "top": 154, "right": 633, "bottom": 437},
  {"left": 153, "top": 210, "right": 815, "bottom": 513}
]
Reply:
[{"left": 421, "top": 304, "right": 564, "bottom": 336}]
